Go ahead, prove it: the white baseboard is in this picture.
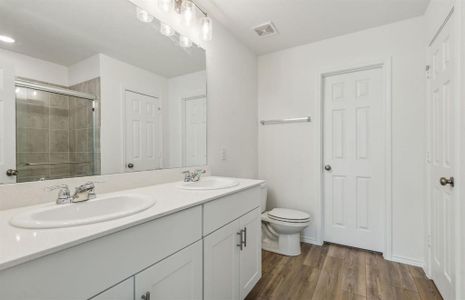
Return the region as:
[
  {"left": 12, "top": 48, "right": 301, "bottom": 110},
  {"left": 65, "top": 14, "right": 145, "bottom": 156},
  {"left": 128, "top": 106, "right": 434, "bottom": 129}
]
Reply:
[
  {"left": 301, "top": 235, "right": 323, "bottom": 246},
  {"left": 387, "top": 255, "right": 424, "bottom": 268}
]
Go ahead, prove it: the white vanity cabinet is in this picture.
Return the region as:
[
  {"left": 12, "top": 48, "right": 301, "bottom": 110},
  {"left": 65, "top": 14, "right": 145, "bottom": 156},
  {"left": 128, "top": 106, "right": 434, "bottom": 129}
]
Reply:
[
  {"left": 91, "top": 241, "right": 203, "bottom": 300},
  {"left": 0, "top": 183, "right": 262, "bottom": 300},
  {"left": 135, "top": 240, "right": 203, "bottom": 300},
  {"left": 91, "top": 278, "right": 134, "bottom": 300},
  {"left": 203, "top": 187, "right": 262, "bottom": 300}
]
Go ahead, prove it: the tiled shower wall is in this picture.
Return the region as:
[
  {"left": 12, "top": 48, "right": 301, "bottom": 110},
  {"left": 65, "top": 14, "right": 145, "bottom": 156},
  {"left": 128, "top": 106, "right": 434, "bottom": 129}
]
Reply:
[
  {"left": 15, "top": 78, "right": 101, "bottom": 182},
  {"left": 70, "top": 78, "right": 101, "bottom": 176}
]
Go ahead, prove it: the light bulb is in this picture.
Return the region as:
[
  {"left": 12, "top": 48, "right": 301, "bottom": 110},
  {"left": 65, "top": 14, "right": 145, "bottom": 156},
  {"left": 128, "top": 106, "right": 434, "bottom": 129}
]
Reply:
[
  {"left": 200, "top": 16, "right": 212, "bottom": 41},
  {"left": 136, "top": 7, "right": 153, "bottom": 23},
  {"left": 160, "top": 23, "right": 175, "bottom": 37},
  {"left": 181, "top": 0, "right": 196, "bottom": 26},
  {"left": 179, "top": 35, "right": 192, "bottom": 48},
  {"left": 158, "top": 0, "right": 174, "bottom": 12}
]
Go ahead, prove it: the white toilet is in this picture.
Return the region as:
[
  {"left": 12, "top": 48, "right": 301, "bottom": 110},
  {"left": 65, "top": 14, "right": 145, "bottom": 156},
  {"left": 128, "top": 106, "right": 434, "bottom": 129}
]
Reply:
[{"left": 260, "top": 183, "right": 311, "bottom": 256}]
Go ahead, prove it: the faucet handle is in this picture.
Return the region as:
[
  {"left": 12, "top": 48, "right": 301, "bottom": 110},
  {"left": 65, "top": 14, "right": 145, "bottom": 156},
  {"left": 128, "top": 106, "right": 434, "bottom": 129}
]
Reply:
[{"left": 46, "top": 184, "right": 72, "bottom": 204}]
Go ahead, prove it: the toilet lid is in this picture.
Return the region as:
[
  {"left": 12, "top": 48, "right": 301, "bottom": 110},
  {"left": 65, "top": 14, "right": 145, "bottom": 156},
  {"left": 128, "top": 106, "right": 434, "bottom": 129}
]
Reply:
[{"left": 268, "top": 208, "right": 310, "bottom": 222}]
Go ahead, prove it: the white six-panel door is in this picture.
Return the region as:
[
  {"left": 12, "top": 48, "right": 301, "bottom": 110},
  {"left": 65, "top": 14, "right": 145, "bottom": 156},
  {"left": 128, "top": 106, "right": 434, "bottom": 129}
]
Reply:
[
  {"left": 0, "top": 61, "right": 16, "bottom": 184},
  {"left": 182, "top": 96, "right": 207, "bottom": 167},
  {"left": 124, "top": 90, "right": 161, "bottom": 172},
  {"left": 428, "top": 13, "right": 456, "bottom": 300},
  {"left": 323, "top": 67, "right": 385, "bottom": 252}
]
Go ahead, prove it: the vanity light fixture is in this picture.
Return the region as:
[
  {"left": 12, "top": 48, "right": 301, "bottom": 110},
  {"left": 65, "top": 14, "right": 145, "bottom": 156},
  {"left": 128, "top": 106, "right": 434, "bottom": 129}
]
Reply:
[
  {"left": 135, "top": 0, "right": 212, "bottom": 47},
  {"left": 136, "top": 7, "right": 154, "bottom": 23},
  {"left": 181, "top": 0, "right": 196, "bottom": 26},
  {"left": 160, "top": 23, "right": 175, "bottom": 37},
  {"left": 0, "top": 35, "right": 15, "bottom": 44},
  {"left": 158, "top": 0, "right": 174, "bottom": 13},
  {"left": 179, "top": 35, "right": 192, "bottom": 48},
  {"left": 200, "top": 16, "right": 212, "bottom": 41}
]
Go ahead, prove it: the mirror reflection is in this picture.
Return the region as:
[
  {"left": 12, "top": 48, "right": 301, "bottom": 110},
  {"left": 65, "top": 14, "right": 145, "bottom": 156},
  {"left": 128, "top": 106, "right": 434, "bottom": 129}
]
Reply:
[{"left": 0, "top": 0, "right": 207, "bottom": 184}]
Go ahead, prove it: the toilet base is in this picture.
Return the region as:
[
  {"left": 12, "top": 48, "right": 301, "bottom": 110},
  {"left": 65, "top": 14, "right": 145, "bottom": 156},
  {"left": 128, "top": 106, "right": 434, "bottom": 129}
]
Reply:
[{"left": 262, "top": 232, "right": 302, "bottom": 256}]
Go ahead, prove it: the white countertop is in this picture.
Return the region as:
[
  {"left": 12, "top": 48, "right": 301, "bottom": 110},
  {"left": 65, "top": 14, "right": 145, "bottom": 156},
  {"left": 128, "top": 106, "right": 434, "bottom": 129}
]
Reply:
[{"left": 0, "top": 177, "right": 263, "bottom": 272}]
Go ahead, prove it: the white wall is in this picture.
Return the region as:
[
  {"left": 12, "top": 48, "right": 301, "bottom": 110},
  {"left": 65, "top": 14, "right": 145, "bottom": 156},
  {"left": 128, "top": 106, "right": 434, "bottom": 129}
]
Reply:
[
  {"left": 206, "top": 20, "right": 258, "bottom": 178},
  {"left": 99, "top": 54, "right": 168, "bottom": 175},
  {"left": 0, "top": 48, "right": 69, "bottom": 86},
  {"left": 68, "top": 54, "right": 101, "bottom": 86},
  {"left": 258, "top": 17, "right": 426, "bottom": 264},
  {"left": 166, "top": 71, "right": 207, "bottom": 168}
]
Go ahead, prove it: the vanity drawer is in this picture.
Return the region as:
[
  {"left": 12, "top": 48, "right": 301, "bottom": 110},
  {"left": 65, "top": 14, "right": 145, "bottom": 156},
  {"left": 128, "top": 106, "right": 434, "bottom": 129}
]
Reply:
[
  {"left": 203, "top": 186, "right": 260, "bottom": 236},
  {"left": 0, "top": 206, "right": 202, "bottom": 300}
]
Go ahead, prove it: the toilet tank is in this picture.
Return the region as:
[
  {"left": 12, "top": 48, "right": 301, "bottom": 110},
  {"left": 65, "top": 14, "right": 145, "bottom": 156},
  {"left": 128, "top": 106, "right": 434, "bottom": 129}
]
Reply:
[{"left": 260, "top": 182, "right": 267, "bottom": 213}]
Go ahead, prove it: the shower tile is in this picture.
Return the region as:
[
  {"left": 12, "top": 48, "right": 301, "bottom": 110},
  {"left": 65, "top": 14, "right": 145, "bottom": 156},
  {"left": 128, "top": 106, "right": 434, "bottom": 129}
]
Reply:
[
  {"left": 49, "top": 94, "right": 69, "bottom": 109},
  {"left": 17, "top": 128, "right": 49, "bottom": 153},
  {"left": 69, "top": 129, "right": 77, "bottom": 153},
  {"left": 74, "top": 129, "right": 88, "bottom": 153},
  {"left": 16, "top": 153, "right": 49, "bottom": 168},
  {"left": 49, "top": 130, "right": 69, "bottom": 153},
  {"left": 23, "top": 90, "right": 49, "bottom": 129},
  {"left": 74, "top": 99, "right": 90, "bottom": 129},
  {"left": 71, "top": 163, "right": 92, "bottom": 177}
]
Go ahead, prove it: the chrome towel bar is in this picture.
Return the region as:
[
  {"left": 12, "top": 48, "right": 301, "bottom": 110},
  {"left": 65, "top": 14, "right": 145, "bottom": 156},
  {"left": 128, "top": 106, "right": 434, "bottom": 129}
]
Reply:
[{"left": 260, "top": 116, "right": 311, "bottom": 125}]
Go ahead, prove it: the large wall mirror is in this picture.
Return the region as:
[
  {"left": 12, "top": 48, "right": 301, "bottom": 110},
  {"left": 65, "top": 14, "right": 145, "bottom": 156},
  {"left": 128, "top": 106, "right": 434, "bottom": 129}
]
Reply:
[{"left": 0, "top": 0, "right": 207, "bottom": 184}]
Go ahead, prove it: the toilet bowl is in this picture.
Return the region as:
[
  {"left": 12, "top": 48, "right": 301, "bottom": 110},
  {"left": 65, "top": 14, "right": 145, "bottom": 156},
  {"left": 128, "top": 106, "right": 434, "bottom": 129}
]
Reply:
[{"left": 260, "top": 183, "right": 311, "bottom": 256}]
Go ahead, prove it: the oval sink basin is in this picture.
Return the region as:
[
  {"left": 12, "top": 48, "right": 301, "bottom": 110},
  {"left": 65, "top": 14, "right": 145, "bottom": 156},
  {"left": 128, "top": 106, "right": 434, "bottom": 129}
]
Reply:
[
  {"left": 178, "top": 177, "right": 239, "bottom": 190},
  {"left": 10, "top": 194, "right": 156, "bottom": 229}
]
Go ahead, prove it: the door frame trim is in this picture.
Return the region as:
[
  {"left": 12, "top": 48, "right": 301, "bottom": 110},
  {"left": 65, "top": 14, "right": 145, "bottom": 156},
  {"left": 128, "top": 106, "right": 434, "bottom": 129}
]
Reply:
[{"left": 314, "top": 58, "right": 393, "bottom": 259}]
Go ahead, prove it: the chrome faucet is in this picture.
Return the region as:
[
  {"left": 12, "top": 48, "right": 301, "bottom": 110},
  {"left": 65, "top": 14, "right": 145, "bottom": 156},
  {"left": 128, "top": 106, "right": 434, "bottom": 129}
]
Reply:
[
  {"left": 182, "top": 169, "right": 206, "bottom": 182},
  {"left": 47, "top": 184, "right": 73, "bottom": 205},
  {"left": 47, "top": 181, "right": 97, "bottom": 204},
  {"left": 72, "top": 182, "right": 96, "bottom": 202}
]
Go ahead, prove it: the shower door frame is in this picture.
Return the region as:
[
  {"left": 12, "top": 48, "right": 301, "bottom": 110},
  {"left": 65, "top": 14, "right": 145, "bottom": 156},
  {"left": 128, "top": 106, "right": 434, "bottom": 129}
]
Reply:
[{"left": 14, "top": 79, "right": 98, "bottom": 182}]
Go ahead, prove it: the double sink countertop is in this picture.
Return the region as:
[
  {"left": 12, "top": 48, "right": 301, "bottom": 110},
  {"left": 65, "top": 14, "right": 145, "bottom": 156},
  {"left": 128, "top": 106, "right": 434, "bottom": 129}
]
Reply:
[{"left": 0, "top": 177, "right": 263, "bottom": 272}]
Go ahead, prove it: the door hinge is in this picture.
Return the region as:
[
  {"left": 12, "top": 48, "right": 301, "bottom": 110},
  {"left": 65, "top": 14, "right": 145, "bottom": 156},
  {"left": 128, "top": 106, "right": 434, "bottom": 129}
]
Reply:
[
  {"left": 427, "top": 234, "right": 432, "bottom": 248},
  {"left": 426, "top": 65, "right": 431, "bottom": 79}
]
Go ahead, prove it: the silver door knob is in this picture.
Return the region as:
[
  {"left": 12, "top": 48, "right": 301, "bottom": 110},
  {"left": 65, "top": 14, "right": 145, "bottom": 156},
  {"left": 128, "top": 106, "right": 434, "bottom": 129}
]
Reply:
[
  {"left": 6, "top": 169, "right": 18, "bottom": 176},
  {"left": 324, "top": 165, "right": 332, "bottom": 171},
  {"left": 440, "top": 177, "right": 454, "bottom": 187},
  {"left": 127, "top": 163, "right": 134, "bottom": 169}
]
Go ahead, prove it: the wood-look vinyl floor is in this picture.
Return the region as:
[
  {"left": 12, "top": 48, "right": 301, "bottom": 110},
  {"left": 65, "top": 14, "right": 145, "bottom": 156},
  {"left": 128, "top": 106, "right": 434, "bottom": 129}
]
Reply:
[{"left": 246, "top": 243, "right": 442, "bottom": 300}]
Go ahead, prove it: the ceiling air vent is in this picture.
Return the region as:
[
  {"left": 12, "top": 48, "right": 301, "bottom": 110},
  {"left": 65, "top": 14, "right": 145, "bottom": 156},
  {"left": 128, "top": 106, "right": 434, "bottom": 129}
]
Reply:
[{"left": 253, "top": 22, "right": 278, "bottom": 37}]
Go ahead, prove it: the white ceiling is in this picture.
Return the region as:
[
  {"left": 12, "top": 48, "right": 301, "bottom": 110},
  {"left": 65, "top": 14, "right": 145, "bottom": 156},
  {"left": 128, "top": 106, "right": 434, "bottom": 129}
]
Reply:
[
  {"left": 0, "top": 0, "right": 205, "bottom": 78},
  {"left": 197, "top": 0, "right": 430, "bottom": 54}
]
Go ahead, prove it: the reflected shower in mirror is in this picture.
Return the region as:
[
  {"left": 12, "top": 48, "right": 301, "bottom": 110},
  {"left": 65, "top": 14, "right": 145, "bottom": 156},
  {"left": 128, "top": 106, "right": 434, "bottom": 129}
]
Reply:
[{"left": 0, "top": 0, "right": 206, "bottom": 184}]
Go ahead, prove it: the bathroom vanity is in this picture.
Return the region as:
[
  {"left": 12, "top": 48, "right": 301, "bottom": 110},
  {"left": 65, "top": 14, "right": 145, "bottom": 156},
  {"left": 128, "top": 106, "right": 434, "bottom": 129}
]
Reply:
[{"left": 0, "top": 177, "right": 263, "bottom": 300}]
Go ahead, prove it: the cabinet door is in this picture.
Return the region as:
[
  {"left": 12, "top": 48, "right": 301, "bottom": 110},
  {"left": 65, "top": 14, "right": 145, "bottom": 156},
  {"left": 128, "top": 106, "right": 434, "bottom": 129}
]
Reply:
[
  {"left": 204, "top": 219, "right": 241, "bottom": 300},
  {"left": 239, "top": 208, "right": 262, "bottom": 299},
  {"left": 90, "top": 277, "right": 134, "bottom": 300},
  {"left": 135, "top": 240, "right": 202, "bottom": 300}
]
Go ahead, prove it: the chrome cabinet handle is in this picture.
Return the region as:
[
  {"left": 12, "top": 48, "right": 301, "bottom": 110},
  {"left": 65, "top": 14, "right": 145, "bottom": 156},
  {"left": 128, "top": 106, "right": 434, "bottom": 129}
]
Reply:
[
  {"left": 127, "top": 163, "right": 134, "bottom": 169},
  {"left": 440, "top": 177, "right": 454, "bottom": 187},
  {"left": 237, "top": 230, "right": 244, "bottom": 250},
  {"left": 243, "top": 227, "right": 247, "bottom": 248},
  {"left": 141, "top": 291, "right": 151, "bottom": 300},
  {"left": 324, "top": 165, "right": 332, "bottom": 171}
]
